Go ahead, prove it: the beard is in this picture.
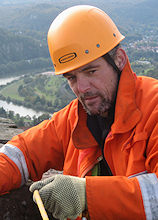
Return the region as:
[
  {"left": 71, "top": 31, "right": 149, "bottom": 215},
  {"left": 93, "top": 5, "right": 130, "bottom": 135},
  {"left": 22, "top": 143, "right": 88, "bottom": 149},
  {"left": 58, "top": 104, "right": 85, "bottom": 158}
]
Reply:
[{"left": 79, "top": 91, "right": 115, "bottom": 117}]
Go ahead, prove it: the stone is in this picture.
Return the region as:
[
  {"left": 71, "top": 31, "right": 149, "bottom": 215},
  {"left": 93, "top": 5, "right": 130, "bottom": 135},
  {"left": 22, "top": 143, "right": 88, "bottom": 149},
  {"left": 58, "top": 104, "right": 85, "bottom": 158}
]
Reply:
[
  {"left": 0, "top": 117, "right": 23, "bottom": 146},
  {"left": 0, "top": 184, "right": 55, "bottom": 220}
]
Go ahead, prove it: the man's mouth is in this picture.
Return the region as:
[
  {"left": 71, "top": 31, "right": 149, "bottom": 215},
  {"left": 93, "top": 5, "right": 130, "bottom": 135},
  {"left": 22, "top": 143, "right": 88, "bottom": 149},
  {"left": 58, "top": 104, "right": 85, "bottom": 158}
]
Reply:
[
  {"left": 84, "top": 95, "right": 98, "bottom": 101},
  {"left": 80, "top": 92, "right": 98, "bottom": 101},
  {"left": 81, "top": 95, "right": 100, "bottom": 105}
]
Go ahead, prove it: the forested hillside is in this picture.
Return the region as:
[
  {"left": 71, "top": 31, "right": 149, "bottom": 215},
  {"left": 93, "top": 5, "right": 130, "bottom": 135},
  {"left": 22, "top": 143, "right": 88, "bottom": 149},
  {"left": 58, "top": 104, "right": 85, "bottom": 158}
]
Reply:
[
  {"left": 0, "top": 3, "right": 60, "bottom": 77},
  {"left": 0, "top": 28, "right": 52, "bottom": 77}
]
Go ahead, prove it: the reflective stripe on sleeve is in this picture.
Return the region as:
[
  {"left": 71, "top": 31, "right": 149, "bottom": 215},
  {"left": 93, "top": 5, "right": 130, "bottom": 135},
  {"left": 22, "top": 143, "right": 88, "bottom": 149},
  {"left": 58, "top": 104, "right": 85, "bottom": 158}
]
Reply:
[
  {"left": 137, "top": 173, "right": 158, "bottom": 220},
  {"left": 128, "top": 170, "right": 148, "bottom": 178},
  {"left": 0, "top": 144, "right": 29, "bottom": 185}
]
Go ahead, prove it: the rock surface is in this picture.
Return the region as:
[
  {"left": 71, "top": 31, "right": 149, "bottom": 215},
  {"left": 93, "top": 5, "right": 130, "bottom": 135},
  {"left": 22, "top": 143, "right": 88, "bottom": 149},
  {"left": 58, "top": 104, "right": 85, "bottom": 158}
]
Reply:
[
  {"left": 0, "top": 184, "right": 54, "bottom": 220},
  {"left": 0, "top": 117, "right": 55, "bottom": 220},
  {"left": 0, "top": 117, "right": 23, "bottom": 148}
]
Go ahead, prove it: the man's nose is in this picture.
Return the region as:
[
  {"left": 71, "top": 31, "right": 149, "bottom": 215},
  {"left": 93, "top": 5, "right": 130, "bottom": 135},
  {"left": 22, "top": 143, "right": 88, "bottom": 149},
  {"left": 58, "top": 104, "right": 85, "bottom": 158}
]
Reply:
[{"left": 76, "top": 76, "right": 90, "bottom": 93}]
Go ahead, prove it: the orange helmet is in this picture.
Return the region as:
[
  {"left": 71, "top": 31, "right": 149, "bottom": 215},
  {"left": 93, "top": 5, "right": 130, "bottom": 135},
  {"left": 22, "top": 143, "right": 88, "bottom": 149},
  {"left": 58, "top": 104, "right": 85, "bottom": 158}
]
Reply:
[{"left": 47, "top": 5, "right": 125, "bottom": 75}]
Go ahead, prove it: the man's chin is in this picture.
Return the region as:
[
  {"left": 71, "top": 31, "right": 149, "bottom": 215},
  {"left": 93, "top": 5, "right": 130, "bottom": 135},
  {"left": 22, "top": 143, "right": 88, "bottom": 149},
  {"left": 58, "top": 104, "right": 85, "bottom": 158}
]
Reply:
[
  {"left": 81, "top": 104, "right": 94, "bottom": 115},
  {"left": 83, "top": 105, "right": 103, "bottom": 116},
  {"left": 82, "top": 103, "right": 110, "bottom": 117}
]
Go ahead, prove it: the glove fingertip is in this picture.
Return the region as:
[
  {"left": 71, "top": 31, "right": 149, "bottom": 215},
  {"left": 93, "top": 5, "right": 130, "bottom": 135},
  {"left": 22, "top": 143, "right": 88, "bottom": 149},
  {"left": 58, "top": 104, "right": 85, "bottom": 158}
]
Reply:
[
  {"left": 29, "top": 183, "right": 41, "bottom": 192},
  {"left": 29, "top": 184, "right": 35, "bottom": 193},
  {"left": 29, "top": 175, "right": 57, "bottom": 192}
]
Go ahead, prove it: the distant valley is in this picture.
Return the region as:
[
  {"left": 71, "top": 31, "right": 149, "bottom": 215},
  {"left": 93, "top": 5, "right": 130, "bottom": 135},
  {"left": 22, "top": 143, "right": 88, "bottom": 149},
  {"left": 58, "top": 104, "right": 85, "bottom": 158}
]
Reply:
[{"left": 0, "top": 0, "right": 157, "bottom": 78}]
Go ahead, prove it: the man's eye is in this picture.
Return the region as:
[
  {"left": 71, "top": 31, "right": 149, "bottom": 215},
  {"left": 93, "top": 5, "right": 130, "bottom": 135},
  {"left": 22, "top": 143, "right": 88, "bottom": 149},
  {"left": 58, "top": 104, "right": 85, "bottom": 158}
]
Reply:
[
  {"left": 67, "top": 76, "right": 75, "bottom": 81},
  {"left": 88, "top": 70, "right": 96, "bottom": 74}
]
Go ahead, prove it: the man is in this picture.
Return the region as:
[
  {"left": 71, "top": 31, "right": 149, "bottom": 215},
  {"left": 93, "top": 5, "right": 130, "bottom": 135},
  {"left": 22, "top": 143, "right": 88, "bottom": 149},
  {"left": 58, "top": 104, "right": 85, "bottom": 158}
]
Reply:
[{"left": 0, "top": 5, "right": 158, "bottom": 220}]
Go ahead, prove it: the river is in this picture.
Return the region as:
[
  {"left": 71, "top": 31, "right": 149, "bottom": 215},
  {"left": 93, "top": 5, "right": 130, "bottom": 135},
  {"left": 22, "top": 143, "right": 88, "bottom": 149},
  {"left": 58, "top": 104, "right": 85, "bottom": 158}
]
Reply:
[
  {"left": 0, "top": 76, "right": 21, "bottom": 86},
  {"left": 0, "top": 100, "right": 45, "bottom": 118},
  {"left": 0, "top": 76, "right": 46, "bottom": 118}
]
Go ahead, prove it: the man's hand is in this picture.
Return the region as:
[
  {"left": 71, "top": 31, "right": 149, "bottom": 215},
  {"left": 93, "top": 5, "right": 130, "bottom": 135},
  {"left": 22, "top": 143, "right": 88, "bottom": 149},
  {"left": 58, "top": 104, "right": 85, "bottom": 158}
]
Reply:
[{"left": 29, "top": 174, "right": 86, "bottom": 220}]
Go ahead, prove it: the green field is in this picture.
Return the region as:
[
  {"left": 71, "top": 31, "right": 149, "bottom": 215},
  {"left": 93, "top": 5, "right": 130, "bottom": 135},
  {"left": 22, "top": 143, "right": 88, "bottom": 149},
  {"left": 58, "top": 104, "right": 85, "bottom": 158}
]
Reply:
[
  {"left": 0, "top": 74, "right": 75, "bottom": 113},
  {"left": 0, "top": 80, "right": 24, "bottom": 101}
]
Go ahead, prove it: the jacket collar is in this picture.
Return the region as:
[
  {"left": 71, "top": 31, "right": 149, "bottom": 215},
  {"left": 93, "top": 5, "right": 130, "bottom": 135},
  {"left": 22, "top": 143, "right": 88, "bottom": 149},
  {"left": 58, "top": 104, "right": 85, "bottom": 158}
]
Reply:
[
  {"left": 72, "top": 101, "right": 98, "bottom": 149},
  {"left": 72, "top": 58, "right": 142, "bottom": 149},
  {"left": 111, "top": 58, "right": 142, "bottom": 133}
]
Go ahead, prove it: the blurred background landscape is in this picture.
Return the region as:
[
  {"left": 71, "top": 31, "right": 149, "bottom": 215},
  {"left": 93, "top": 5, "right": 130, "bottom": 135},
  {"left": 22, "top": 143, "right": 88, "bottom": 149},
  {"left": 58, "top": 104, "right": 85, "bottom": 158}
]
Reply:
[{"left": 0, "top": 0, "right": 157, "bottom": 127}]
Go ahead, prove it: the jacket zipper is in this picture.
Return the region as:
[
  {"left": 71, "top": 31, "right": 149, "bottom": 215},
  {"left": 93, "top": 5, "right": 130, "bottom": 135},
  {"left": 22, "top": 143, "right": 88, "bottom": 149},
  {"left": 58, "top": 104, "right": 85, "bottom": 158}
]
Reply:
[
  {"left": 81, "top": 156, "right": 103, "bottom": 178},
  {"left": 81, "top": 132, "right": 113, "bottom": 178}
]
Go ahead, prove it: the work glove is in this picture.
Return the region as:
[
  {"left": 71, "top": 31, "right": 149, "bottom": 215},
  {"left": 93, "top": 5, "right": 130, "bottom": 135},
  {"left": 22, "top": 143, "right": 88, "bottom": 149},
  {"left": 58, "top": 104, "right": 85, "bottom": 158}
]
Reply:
[{"left": 29, "top": 174, "right": 86, "bottom": 220}]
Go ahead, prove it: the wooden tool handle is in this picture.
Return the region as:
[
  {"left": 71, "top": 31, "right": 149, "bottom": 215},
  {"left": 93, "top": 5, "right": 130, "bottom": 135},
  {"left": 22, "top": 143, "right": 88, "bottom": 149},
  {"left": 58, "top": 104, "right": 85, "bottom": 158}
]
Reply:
[{"left": 33, "top": 190, "right": 49, "bottom": 220}]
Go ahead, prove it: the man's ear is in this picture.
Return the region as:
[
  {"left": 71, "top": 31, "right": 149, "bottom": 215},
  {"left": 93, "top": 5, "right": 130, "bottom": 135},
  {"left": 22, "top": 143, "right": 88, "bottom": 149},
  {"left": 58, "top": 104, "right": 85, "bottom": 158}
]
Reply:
[{"left": 114, "top": 48, "right": 127, "bottom": 71}]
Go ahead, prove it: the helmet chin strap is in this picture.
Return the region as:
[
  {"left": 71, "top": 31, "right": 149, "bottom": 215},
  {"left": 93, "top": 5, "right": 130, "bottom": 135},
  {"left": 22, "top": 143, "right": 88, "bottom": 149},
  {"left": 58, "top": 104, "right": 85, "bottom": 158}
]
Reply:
[{"left": 103, "top": 53, "right": 122, "bottom": 76}]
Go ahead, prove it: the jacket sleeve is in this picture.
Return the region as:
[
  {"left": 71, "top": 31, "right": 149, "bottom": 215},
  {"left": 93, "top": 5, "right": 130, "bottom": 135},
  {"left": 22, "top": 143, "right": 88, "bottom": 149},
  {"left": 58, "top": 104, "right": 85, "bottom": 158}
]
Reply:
[
  {"left": 86, "top": 123, "right": 158, "bottom": 220},
  {"left": 0, "top": 117, "right": 65, "bottom": 194},
  {"left": 86, "top": 175, "right": 146, "bottom": 220}
]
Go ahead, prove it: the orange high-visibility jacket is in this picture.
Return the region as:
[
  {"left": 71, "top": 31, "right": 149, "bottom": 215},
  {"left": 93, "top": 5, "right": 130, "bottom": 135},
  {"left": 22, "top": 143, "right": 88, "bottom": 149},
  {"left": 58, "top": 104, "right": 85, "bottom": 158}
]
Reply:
[{"left": 0, "top": 59, "right": 158, "bottom": 219}]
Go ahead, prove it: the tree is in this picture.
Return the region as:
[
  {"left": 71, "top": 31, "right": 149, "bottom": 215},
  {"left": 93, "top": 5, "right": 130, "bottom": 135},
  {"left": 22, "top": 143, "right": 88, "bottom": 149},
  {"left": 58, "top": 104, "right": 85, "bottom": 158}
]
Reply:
[
  {"left": 8, "top": 111, "right": 14, "bottom": 120},
  {"left": 0, "top": 107, "right": 7, "bottom": 118}
]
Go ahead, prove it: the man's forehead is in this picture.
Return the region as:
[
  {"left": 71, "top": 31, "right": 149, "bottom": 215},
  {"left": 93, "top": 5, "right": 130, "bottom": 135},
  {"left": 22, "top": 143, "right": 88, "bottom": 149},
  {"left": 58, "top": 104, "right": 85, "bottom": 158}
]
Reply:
[{"left": 64, "top": 57, "right": 102, "bottom": 76}]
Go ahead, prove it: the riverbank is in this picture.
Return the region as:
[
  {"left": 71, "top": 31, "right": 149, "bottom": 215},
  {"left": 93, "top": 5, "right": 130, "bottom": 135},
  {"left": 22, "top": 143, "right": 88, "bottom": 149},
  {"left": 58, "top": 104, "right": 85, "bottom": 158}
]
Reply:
[
  {"left": 0, "top": 75, "right": 52, "bottom": 127},
  {"left": 0, "top": 76, "right": 22, "bottom": 86},
  {"left": 0, "top": 74, "right": 54, "bottom": 118},
  {"left": 0, "top": 99, "right": 46, "bottom": 118},
  {"left": 0, "top": 73, "right": 74, "bottom": 119}
]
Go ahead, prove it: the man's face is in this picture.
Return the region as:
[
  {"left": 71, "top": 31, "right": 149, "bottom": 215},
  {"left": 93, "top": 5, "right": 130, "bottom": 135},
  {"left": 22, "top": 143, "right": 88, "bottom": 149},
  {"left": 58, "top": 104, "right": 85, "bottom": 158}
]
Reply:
[{"left": 64, "top": 57, "right": 119, "bottom": 117}]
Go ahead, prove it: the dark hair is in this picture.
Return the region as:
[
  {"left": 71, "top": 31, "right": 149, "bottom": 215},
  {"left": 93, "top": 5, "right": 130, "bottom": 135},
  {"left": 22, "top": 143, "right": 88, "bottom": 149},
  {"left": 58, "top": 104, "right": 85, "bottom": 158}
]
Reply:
[
  {"left": 108, "top": 44, "right": 121, "bottom": 60},
  {"left": 102, "top": 44, "right": 121, "bottom": 75}
]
